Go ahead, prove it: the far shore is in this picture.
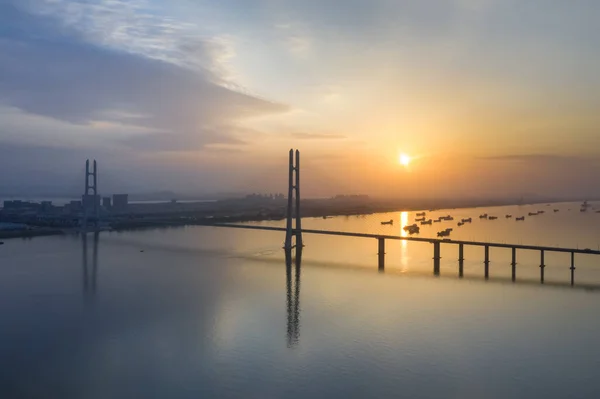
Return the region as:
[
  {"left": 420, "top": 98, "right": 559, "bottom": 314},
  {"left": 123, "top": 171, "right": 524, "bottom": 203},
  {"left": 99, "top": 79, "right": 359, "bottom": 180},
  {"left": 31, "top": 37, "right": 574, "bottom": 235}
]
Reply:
[{"left": 0, "top": 198, "right": 588, "bottom": 241}]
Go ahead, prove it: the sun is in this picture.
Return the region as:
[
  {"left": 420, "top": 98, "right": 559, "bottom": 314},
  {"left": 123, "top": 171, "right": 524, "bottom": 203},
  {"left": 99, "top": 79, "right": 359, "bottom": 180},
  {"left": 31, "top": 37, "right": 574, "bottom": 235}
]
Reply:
[{"left": 399, "top": 153, "right": 411, "bottom": 166}]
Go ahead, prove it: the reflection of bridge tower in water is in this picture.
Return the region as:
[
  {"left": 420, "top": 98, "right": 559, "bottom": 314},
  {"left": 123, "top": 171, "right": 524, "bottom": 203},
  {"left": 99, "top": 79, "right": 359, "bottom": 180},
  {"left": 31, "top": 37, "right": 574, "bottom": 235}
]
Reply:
[
  {"left": 81, "top": 232, "right": 99, "bottom": 304},
  {"left": 285, "top": 247, "right": 302, "bottom": 347}
]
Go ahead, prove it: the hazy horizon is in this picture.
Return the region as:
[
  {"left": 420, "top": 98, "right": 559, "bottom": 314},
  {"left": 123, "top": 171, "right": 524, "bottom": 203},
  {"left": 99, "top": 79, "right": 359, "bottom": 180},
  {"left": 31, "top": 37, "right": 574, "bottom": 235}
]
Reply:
[{"left": 1, "top": 1, "right": 600, "bottom": 198}]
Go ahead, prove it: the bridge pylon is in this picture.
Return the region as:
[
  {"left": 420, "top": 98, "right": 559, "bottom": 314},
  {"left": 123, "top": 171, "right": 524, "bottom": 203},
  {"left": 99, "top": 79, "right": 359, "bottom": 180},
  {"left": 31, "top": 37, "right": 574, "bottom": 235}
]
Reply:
[
  {"left": 284, "top": 149, "right": 303, "bottom": 249},
  {"left": 82, "top": 159, "right": 99, "bottom": 232}
]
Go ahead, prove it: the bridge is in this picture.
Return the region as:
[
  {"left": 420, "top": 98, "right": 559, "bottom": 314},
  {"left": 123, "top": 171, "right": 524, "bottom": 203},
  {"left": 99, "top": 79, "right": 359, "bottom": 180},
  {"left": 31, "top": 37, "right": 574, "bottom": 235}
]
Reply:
[{"left": 200, "top": 149, "right": 600, "bottom": 288}]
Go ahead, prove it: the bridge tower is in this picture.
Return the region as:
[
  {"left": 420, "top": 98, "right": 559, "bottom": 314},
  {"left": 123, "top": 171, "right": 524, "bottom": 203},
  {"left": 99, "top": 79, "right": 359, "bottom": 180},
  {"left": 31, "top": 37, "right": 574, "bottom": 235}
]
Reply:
[
  {"left": 82, "top": 159, "right": 99, "bottom": 231},
  {"left": 284, "top": 149, "right": 303, "bottom": 249}
]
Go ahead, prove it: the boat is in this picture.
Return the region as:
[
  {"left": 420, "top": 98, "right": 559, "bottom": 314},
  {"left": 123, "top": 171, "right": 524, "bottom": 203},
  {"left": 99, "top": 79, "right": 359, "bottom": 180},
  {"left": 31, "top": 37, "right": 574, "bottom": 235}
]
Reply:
[
  {"left": 437, "top": 229, "right": 451, "bottom": 237},
  {"left": 381, "top": 219, "right": 393, "bottom": 225},
  {"left": 489, "top": 216, "right": 498, "bottom": 220},
  {"left": 479, "top": 214, "right": 488, "bottom": 219},
  {"left": 528, "top": 212, "right": 537, "bottom": 216},
  {"left": 403, "top": 224, "right": 420, "bottom": 234},
  {"left": 516, "top": 216, "right": 525, "bottom": 221},
  {"left": 415, "top": 217, "right": 426, "bottom": 222},
  {"left": 421, "top": 219, "right": 433, "bottom": 225},
  {"left": 505, "top": 215, "right": 512, "bottom": 218},
  {"left": 554, "top": 209, "right": 559, "bottom": 213},
  {"left": 416, "top": 212, "right": 426, "bottom": 217},
  {"left": 461, "top": 218, "right": 472, "bottom": 223},
  {"left": 433, "top": 219, "right": 441, "bottom": 223},
  {"left": 538, "top": 210, "right": 545, "bottom": 214},
  {"left": 457, "top": 222, "right": 464, "bottom": 227},
  {"left": 322, "top": 216, "right": 332, "bottom": 219}
]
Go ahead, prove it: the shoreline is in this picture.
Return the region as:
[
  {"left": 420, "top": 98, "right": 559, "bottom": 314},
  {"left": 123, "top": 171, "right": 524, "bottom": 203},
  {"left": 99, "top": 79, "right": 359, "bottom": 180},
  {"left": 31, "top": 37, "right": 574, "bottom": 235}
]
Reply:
[{"left": 0, "top": 199, "right": 585, "bottom": 241}]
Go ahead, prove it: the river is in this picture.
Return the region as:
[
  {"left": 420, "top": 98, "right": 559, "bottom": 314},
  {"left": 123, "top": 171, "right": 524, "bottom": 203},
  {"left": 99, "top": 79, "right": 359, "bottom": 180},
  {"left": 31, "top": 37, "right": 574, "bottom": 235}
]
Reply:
[{"left": 1, "top": 201, "right": 599, "bottom": 398}]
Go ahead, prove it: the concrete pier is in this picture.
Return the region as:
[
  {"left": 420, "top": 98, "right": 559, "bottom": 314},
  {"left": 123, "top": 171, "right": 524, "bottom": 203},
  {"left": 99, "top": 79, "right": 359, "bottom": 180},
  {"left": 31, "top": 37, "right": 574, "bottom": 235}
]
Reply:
[
  {"left": 540, "top": 250, "right": 545, "bottom": 284},
  {"left": 570, "top": 252, "right": 576, "bottom": 286},
  {"left": 458, "top": 243, "right": 464, "bottom": 278},
  {"left": 484, "top": 245, "right": 490, "bottom": 279},
  {"left": 511, "top": 247, "right": 517, "bottom": 282},
  {"left": 433, "top": 241, "right": 441, "bottom": 275},
  {"left": 378, "top": 238, "right": 385, "bottom": 272}
]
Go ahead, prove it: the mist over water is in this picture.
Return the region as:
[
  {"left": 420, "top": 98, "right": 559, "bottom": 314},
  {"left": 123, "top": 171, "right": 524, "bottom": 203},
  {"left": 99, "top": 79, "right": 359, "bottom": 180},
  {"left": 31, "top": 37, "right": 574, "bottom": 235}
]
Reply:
[{"left": 1, "top": 202, "right": 600, "bottom": 398}]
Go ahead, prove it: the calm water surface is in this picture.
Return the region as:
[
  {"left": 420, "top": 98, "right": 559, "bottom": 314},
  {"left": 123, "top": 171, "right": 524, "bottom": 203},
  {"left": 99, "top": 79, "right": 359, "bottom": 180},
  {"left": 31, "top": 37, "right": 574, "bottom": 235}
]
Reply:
[{"left": 1, "top": 202, "right": 600, "bottom": 398}]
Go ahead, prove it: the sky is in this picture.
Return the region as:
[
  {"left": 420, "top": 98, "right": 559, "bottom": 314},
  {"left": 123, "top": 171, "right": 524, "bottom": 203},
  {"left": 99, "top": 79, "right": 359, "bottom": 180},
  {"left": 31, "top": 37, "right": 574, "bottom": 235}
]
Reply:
[{"left": 1, "top": 0, "right": 600, "bottom": 199}]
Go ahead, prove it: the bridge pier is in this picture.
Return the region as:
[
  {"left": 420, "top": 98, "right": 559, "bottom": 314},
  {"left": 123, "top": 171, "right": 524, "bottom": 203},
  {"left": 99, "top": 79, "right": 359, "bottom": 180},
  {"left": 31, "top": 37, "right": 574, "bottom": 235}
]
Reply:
[
  {"left": 458, "top": 243, "right": 464, "bottom": 278},
  {"left": 511, "top": 247, "right": 517, "bottom": 282},
  {"left": 570, "top": 252, "right": 576, "bottom": 286},
  {"left": 484, "top": 245, "right": 490, "bottom": 279},
  {"left": 433, "top": 241, "right": 441, "bottom": 275},
  {"left": 540, "top": 250, "right": 545, "bottom": 284},
  {"left": 378, "top": 238, "right": 385, "bottom": 271}
]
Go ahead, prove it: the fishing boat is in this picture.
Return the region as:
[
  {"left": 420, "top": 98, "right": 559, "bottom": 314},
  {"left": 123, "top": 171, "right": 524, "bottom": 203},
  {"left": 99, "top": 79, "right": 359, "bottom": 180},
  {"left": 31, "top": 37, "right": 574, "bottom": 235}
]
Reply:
[
  {"left": 403, "top": 224, "right": 420, "bottom": 234},
  {"left": 516, "top": 216, "right": 525, "bottom": 221},
  {"left": 381, "top": 219, "right": 393, "bottom": 225},
  {"left": 554, "top": 209, "right": 559, "bottom": 212},
  {"left": 489, "top": 216, "right": 498, "bottom": 220},
  {"left": 416, "top": 212, "right": 426, "bottom": 217},
  {"left": 506, "top": 215, "right": 512, "bottom": 218},
  {"left": 462, "top": 218, "right": 472, "bottom": 223},
  {"left": 479, "top": 214, "right": 488, "bottom": 219},
  {"left": 421, "top": 219, "right": 433, "bottom": 225}
]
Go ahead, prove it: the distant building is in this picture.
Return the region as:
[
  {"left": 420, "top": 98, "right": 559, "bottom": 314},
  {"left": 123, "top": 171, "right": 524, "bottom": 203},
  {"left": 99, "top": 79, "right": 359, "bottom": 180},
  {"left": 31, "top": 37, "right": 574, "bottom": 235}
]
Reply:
[
  {"left": 102, "top": 197, "right": 112, "bottom": 209},
  {"left": 65, "top": 200, "right": 83, "bottom": 215},
  {"left": 3, "top": 200, "right": 26, "bottom": 209},
  {"left": 112, "top": 194, "right": 128, "bottom": 213},
  {"left": 40, "top": 201, "right": 53, "bottom": 213}
]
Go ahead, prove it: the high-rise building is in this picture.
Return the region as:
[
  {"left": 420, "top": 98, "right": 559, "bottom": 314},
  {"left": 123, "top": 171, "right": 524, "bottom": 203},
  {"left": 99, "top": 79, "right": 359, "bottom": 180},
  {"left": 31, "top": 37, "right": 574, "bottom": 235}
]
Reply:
[{"left": 112, "top": 194, "right": 128, "bottom": 213}]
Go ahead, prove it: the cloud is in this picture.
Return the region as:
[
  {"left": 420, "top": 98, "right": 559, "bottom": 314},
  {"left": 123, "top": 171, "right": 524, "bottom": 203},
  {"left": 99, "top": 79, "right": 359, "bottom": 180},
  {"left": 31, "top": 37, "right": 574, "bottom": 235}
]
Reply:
[
  {"left": 291, "top": 132, "right": 347, "bottom": 140},
  {"left": 0, "top": 1, "right": 289, "bottom": 151},
  {"left": 477, "top": 154, "right": 589, "bottom": 163}
]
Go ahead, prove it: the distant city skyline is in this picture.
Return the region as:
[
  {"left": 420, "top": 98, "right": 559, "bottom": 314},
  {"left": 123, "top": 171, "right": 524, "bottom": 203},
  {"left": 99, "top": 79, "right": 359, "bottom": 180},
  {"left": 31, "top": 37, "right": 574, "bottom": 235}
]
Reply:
[{"left": 1, "top": 1, "right": 600, "bottom": 198}]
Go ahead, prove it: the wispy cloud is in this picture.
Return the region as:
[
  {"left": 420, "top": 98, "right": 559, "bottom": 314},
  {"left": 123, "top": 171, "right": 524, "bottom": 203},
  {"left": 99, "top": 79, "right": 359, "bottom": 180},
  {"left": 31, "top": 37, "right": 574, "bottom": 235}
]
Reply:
[
  {"left": 476, "top": 154, "right": 595, "bottom": 163},
  {"left": 0, "top": 1, "right": 288, "bottom": 152}
]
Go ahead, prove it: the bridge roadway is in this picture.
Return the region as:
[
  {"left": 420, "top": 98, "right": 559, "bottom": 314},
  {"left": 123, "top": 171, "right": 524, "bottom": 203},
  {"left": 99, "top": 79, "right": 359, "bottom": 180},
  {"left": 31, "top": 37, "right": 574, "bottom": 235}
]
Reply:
[{"left": 205, "top": 223, "right": 600, "bottom": 255}]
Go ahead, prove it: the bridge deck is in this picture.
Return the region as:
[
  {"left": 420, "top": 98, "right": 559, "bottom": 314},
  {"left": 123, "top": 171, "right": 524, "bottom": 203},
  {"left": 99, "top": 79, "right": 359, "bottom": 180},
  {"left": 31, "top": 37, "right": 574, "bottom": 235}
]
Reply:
[{"left": 204, "top": 223, "right": 600, "bottom": 255}]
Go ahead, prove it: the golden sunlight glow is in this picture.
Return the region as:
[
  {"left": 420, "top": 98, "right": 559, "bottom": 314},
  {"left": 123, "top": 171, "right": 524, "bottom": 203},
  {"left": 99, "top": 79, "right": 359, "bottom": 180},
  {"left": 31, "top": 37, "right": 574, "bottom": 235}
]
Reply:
[{"left": 399, "top": 153, "right": 411, "bottom": 166}]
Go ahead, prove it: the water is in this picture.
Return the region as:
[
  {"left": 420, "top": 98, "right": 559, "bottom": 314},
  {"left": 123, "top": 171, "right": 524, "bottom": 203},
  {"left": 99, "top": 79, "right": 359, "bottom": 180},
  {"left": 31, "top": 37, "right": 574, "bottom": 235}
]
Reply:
[{"left": 1, "top": 202, "right": 600, "bottom": 398}]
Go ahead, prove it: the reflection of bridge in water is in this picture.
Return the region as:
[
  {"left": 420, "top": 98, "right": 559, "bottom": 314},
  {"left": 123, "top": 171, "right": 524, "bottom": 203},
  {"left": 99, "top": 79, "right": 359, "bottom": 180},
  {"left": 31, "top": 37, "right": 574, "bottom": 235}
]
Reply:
[
  {"left": 285, "top": 247, "right": 301, "bottom": 347},
  {"left": 205, "top": 149, "right": 600, "bottom": 288},
  {"left": 81, "top": 232, "right": 99, "bottom": 304}
]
